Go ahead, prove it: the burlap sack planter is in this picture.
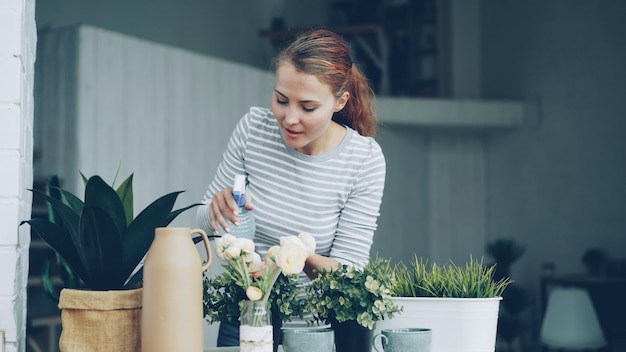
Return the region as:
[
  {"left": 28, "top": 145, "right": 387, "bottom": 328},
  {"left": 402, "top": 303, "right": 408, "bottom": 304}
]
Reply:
[{"left": 58, "top": 288, "right": 142, "bottom": 352}]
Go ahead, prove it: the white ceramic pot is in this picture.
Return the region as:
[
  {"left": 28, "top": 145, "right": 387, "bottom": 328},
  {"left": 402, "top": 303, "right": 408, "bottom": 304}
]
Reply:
[{"left": 376, "top": 296, "right": 502, "bottom": 352}]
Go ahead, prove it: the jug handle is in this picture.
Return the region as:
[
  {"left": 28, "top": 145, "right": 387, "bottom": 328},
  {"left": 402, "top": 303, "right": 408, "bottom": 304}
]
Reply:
[{"left": 192, "top": 228, "right": 213, "bottom": 271}]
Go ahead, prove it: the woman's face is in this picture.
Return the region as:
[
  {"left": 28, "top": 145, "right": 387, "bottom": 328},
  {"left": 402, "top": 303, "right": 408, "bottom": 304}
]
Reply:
[{"left": 271, "top": 62, "right": 349, "bottom": 155}]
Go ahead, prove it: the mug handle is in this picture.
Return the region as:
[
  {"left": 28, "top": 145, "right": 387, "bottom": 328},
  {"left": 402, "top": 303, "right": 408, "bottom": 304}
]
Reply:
[
  {"left": 192, "top": 228, "right": 213, "bottom": 271},
  {"left": 372, "top": 333, "right": 387, "bottom": 352}
]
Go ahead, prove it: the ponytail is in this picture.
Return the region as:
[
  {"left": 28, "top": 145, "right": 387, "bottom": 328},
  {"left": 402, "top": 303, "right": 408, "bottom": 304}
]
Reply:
[{"left": 335, "top": 65, "right": 378, "bottom": 137}]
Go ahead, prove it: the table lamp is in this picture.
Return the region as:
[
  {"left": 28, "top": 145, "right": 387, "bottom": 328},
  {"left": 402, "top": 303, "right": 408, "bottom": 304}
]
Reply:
[{"left": 540, "top": 287, "right": 607, "bottom": 351}]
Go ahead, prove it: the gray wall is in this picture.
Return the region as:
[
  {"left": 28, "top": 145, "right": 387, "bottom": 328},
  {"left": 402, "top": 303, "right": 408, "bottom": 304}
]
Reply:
[
  {"left": 482, "top": 0, "right": 626, "bottom": 280},
  {"left": 482, "top": 2, "right": 626, "bottom": 346}
]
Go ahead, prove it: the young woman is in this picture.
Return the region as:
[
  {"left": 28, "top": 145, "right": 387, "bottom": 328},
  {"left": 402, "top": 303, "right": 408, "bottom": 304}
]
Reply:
[{"left": 197, "top": 28, "right": 386, "bottom": 346}]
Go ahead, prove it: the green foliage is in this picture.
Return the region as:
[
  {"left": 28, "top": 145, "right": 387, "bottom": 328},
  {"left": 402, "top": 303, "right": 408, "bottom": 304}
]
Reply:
[
  {"left": 22, "top": 172, "right": 200, "bottom": 291},
  {"left": 203, "top": 265, "right": 306, "bottom": 325},
  {"left": 391, "top": 255, "right": 511, "bottom": 298},
  {"left": 305, "top": 257, "right": 402, "bottom": 330},
  {"left": 39, "top": 175, "right": 82, "bottom": 301}
]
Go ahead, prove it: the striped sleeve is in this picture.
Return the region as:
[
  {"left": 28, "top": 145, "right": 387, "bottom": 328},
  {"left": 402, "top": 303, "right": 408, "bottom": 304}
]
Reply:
[{"left": 329, "top": 138, "right": 386, "bottom": 269}]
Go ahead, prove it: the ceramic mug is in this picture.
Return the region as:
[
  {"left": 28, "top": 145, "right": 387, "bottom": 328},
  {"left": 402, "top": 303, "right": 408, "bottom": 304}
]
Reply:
[
  {"left": 372, "top": 328, "right": 432, "bottom": 352},
  {"left": 282, "top": 327, "right": 334, "bottom": 352}
]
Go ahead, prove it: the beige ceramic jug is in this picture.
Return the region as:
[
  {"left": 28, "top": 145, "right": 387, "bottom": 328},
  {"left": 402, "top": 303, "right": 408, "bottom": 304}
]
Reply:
[{"left": 141, "top": 227, "right": 213, "bottom": 351}]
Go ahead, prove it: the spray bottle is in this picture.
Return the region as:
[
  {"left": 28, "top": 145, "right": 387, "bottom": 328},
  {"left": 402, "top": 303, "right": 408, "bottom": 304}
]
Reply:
[{"left": 225, "top": 174, "right": 255, "bottom": 240}]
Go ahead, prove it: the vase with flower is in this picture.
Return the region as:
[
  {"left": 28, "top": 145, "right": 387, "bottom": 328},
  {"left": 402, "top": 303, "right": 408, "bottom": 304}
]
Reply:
[{"left": 205, "top": 232, "right": 315, "bottom": 352}]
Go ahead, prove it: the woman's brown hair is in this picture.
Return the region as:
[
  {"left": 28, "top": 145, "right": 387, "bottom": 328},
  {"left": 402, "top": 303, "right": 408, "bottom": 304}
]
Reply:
[{"left": 271, "top": 28, "right": 378, "bottom": 137}]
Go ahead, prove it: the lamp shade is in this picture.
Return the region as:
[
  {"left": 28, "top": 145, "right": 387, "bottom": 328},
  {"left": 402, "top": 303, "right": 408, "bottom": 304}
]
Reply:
[{"left": 540, "top": 287, "right": 607, "bottom": 350}]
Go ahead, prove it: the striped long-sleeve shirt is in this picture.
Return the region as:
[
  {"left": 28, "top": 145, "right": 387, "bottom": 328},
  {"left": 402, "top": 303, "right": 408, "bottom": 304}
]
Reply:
[{"left": 197, "top": 106, "right": 386, "bottom": 269}]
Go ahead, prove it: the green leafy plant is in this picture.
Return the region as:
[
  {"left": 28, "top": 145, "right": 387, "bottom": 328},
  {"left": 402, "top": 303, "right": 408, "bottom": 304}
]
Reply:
[
  {"left": 21, "top": 172, "right": 200, "bottom": 291},
  {"left": 35, "top": 175, "right": 82, "bottom": 301},
  {"left": 391, "top": 255, "right": 511, "bottom": 298},
  {"left": 305, "top": 256, "right": 402, "bottom": 330}
]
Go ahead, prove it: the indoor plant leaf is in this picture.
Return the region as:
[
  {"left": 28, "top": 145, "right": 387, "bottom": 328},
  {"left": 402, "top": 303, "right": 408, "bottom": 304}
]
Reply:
[
  {"left": 58, "top": 188, "right": 85, "bottom": 215},
  {"left": 79, "top": 205, "right": 124, "bottom": 290},
  {"left": 84, "top": 176, "right": 128, "bottom": 239},
  {"left": 165, "top": 202, "right": 203, "bottom": 224},
  {"left": 32, "top": 189, "right": 81, "bottom": 239},
  {"left": 41, "top": 259, "right": 58, "bottom": 302},
  {"left": 124, "top": 267, "right": 143, "bottom": 289},
  {"left": 115, "top": 173, "right": 134, "bottom": 225},
  {"left": 45, "top": 175, "right": 63, "bottom": 224},
  {"left": 23, "top": 217, "right": 88, "bottom": 282}
]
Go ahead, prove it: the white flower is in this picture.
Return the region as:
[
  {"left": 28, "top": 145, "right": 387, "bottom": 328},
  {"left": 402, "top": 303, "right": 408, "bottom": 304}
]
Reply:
[
  {"left": 215, "top": 238, "right": 226, "bottom": 260},
  {"left": 233, "top": 237, "right": 255, "bottom": 254},
  {"left": 267, "top": 245, "right": 281, "bottom": 261},
  {"left": 280, "top": 232, "right": 316, "bottom": 257},
  {"left": 246, "top": 286, "right": 263, "bottom": 301},
  {"left": 280, "top": 235, "right": 302, "bottom": 248},
  {"left": 215, "top": 234, "right": 237, "bottom": 260},
  {"left": 277, "top": 243, "right": 307, "bottom": 275},
  {"left": 224, "top": 244, "right": 241, "bottom": 260},
  {"left": 246, "top": 252, "right": 264, "bottom": 272},
  {"left": 221, "top": 233, "right": 236, "bottom": 246},
  {"left": 297, "top": 232, "right": 316, "bottom": 256}
]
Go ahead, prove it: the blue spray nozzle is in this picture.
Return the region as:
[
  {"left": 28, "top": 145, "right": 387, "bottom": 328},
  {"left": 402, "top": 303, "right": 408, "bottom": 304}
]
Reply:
[
  {"left": 232, "top": 175, "right": 247, "bottom": 208},
  {"left": 233, "top": 192, "right": 246, "bottom": 207}
]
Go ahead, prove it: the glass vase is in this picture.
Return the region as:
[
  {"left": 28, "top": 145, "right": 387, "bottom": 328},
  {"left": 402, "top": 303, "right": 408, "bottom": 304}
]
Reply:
[{"left": 240, "top": 300, "right": 273, "bottom": 352}]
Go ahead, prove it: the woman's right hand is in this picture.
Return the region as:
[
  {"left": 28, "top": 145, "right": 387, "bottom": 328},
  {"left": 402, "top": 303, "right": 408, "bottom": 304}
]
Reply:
[{"left": 209, "top": 187, "right": 254, "bottom": 233}]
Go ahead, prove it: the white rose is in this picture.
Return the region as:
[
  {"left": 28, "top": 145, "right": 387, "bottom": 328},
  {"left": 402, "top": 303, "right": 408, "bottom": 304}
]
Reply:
[
  {"left": 267, "top": 245, "right": 281, "bottom": 262},
  {"left": 234, "top": 238, "right": 255, "bottom": 254},
  {"left": 297, "top": 232, "right": 316, "bottom": 256},
  {"left": 221, "top": 233, "right": 236, "bottom": 246},
  {"left": 246, "top": 252, "right": 264, "bottom": 272},
  {"left": 280, "top": 233, "right": 316, "bottom": 257},
  {"left": 224, "top": 244, "right": 241, "bottom": 260},
  {"left": 246, "top": 286, "right": 263, "bottom": 301},
  {"left": 214, "top": 237, "right": 226, "bottom": 260},
  {"left": 277, "top": 243, "right": 307, "bottom": 275},
  {"left": 279, "top": 235, "right": 302, "bottom": 248}
]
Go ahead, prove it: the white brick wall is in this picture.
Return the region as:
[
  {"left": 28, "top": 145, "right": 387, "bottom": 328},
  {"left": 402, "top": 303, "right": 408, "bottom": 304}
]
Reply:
[{"left": 0, "top": 0, "right": 36, "bottom": 350}]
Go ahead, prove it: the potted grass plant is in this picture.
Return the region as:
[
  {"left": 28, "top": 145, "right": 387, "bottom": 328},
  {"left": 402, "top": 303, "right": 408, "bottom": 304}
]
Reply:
[
  {"left": 21, "top": 171, "right": 200, "bottom": 352},
  {"left": 376, "top": 255, "right": 512, "bottom": 352},
  {"left": 304, "top": 256, "right": 403, "bottom": 352}
]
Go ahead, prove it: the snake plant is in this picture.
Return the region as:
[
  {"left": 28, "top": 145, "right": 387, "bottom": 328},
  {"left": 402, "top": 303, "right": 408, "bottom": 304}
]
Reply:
[{"left": 22, "top": 173, "right": 200, "bottom": 291}]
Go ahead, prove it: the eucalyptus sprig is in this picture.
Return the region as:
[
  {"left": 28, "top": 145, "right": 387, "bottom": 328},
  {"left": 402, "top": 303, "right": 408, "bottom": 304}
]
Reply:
[
  {"left": 305, "top": 256, "right": 402, "bottom": 330},
  {"left": 391, "top": 255, "right": 511, "bottom": 298}
]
